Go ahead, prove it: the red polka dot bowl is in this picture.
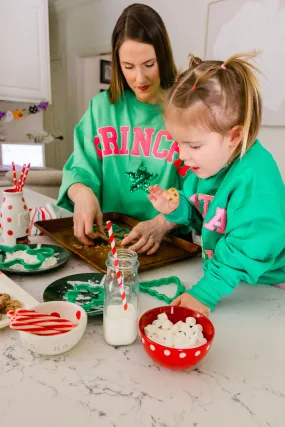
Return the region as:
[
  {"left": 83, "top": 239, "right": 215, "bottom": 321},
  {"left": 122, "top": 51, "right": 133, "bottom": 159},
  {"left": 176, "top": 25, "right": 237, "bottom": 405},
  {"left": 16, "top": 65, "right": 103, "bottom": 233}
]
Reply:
[
  {"left": 17, "top": 301, "right": 87, "bottom": 355},
  {"left": 138, "top": 306, "right": 215, "bottom": 370}
]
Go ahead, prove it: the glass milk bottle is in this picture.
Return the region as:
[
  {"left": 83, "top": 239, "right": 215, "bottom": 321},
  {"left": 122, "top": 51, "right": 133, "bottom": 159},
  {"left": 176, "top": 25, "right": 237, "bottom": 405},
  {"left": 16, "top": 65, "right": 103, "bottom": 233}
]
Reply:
[
  {"left": 0, "top": 189, "right": 30, "bottom": 245},
  {"left": 103, "top": 249, "right": 140, "bottom": 346}
]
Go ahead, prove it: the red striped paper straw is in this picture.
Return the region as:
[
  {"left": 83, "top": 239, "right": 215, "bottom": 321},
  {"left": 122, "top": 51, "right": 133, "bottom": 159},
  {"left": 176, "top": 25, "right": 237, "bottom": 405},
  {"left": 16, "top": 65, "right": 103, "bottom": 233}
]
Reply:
[
  {"left": 17, "top": 163, "right": 26, "bottom": 190},
  {"left": 19, "top": 163, "right": 31, "bottom": 191},
  {"left": 11, "top": 162, "right": 18, "bottom": 191},
  {"left": 106, "top": 220, "right": 128, "bottom": 311}
]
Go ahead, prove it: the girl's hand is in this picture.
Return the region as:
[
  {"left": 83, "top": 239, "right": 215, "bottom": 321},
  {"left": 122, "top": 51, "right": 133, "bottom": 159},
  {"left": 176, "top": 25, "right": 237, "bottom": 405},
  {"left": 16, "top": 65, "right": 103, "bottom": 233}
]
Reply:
[
  {"left": 68, "top": 184, "right": 106, "bottom": 246},
  {"left": 148, "top": 184, "right": 179, "bottom": 214},
  {"left": 121, "top": 214, "right": 177, "bottom": 255},
  {"left": 171, "top": 293, "right": 210, "bottom": 317}
]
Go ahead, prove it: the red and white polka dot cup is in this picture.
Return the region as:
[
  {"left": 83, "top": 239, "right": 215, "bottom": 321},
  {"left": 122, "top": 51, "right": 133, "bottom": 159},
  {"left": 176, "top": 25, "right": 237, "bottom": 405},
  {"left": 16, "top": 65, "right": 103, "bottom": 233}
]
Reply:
[
  {"left": 0, "top": 188, "right": 30, "bottom": 245},
  {"left": 138, "top": 306, "right": 215, "bottom": 370}
]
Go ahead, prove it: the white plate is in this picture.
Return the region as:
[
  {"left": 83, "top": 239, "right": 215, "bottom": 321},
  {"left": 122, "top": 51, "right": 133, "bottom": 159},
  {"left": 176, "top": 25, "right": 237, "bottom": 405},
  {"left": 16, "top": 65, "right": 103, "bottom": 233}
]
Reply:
[{"left": 0, "top": 272, "right": 39, "bottom": 329}]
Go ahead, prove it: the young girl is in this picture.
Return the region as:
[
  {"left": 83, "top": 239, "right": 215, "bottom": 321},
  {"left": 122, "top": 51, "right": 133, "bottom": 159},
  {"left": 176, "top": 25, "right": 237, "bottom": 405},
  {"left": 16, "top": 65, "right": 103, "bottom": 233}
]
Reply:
[{"left": 149, "top": 53, "right": 285, "bottom": 315}]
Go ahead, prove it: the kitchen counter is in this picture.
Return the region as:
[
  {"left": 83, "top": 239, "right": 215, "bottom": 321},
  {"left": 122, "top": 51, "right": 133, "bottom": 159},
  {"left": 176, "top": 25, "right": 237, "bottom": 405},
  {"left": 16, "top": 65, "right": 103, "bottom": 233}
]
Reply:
[{"left": 1, "top": 189, "right": 284, "bottom": 427}]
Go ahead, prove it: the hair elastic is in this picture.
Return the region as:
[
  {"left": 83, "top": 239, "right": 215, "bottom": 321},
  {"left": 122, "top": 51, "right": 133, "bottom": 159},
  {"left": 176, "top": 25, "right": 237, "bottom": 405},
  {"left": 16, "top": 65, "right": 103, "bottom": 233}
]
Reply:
[
  {"left": 191, "top": 85, "right": 197, "bottom": 90},
  {"left": 221, "top": 63, "right": 227, "bottom": 70}
]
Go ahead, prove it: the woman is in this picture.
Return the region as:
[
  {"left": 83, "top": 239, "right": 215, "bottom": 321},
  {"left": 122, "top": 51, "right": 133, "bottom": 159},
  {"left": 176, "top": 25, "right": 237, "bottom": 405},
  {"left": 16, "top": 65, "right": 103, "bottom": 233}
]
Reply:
[{"left": 57, "top": 3, "right": 187, "bottom": 254}]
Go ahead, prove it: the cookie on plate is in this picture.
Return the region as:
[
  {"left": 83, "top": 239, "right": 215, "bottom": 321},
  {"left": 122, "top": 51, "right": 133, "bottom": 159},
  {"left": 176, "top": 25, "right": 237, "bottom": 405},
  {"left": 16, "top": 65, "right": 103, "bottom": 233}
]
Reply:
[
  {"left": 4, "top": 299, "right": 21, "bottom": 313},
  {"left": 0, "top": 293, "right": 11, "bottom": 303},
  {"left": 0, "top": 294, "right": 10, "bottom": 311}
]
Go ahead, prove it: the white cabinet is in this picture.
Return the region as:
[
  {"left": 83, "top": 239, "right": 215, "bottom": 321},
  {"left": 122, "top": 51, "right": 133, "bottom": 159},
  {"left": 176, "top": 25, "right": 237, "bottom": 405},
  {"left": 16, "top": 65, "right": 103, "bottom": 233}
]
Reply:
[{"left": 0, "top": 0, "right": 51, "bottom": 103}]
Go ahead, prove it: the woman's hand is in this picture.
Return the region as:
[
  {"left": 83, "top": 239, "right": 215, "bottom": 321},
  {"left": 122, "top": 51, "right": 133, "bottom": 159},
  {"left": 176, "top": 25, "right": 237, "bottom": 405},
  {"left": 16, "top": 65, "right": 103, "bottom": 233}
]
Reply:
[
  {"left": 68, "top": 183, "right": 106, "bottom": 246},
  {"left": 148, "top": 184, "right": 178, "bottom": 214},
  {"left": 121, "top": 214, "right": 177, "bottom": 255},
  {"left": 171, "top": 293, "right": 210, "bottom": 317}
]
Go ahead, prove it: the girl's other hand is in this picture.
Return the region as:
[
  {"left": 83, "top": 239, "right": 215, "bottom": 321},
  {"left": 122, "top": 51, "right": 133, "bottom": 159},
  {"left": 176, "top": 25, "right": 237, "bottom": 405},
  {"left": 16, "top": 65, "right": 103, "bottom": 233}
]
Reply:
[{"left": 171, "top": 293, "right": 210, "bottom": 317}]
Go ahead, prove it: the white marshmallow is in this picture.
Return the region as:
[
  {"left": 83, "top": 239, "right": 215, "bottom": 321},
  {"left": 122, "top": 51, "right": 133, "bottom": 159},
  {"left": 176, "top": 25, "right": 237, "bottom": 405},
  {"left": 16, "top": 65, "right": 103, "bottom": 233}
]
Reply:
[
  {"left": 174, "top": 338, "right": 185, "bottom": 349},
  {"left": 185, "top": 335, "right": 198, "bottom": 348},
  {"left": 192, "top": 324, "right": 203, "bottom": 334},
  {"left": 162, "top": 319, "right": 173, "bottom": 330},
  {"left": 197, "top": 337, "right": 207, "bottom": 346},
  {"left": 180, "top": 322, "right": 190, "bottom": 333},
  {"left": 154, "top": 335, "right": 164, "bottom": 345},
  {"left": 194, "top": 331, "right": 204, "bottom": 341},
  {"left": 174, "top": 332, "right": 186, "bottom": 348},
  {"left": 157, "top": 312, "right": 168, "bottom": 322},
  {"left": 156, "top": 328, "right": 165, "bottom": 338},
  {"left": 144, "top": 325, "right": 152, "bottom": 337},
  {"left": 152, "top": 319, "right": 163, "bottom": 328},
  {"left": 145, "top": 315, "right": 207, "bottom": 350},
  {"left": 163, "top": 330, "right": 173, "bottom": 339},
  {"left": 160, "top": 330, "right": 170, "bottom": 341},
  {"left": 144, "top": 324, "right": 158, "bottom": 337},
  {"left": 186, "top": 316, "right": 196, "bottom": 327},
  {"left": 175, "top": 321, "right": 184, "bottom": 331},
  {"left": 185, "top": 327, "right": 195, "bottom": 338},
  {"left": 173, "top": 331, "right": 185, "bottom": 338},
  {"left": 171, "top": 324, "right": 180, "bottom": 334},
  {"left": 153, "top": 325, "right": 161, "bottom": 333},
  {"left": 163, "top": 332, "right": 175, "bottom": 347}
]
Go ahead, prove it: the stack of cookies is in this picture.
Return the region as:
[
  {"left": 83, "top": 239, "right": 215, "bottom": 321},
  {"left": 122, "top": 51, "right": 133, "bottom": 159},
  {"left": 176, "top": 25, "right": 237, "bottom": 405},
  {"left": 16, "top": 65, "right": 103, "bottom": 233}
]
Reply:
[{"left": 0, "top": 293, "right": 21, "bottom": 320}]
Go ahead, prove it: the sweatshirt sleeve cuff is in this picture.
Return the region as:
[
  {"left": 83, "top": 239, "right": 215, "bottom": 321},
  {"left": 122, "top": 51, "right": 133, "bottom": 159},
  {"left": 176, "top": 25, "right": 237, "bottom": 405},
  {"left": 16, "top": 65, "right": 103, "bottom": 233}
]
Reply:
[
  {"left": 57, "top": 170, "right": 100, "bottom": 211},
  {"left": 164, "top": 195, "right": 192, "bottom": 226},
  {"left": 187, "top": 276, "right": 223, "bottom": 311}
]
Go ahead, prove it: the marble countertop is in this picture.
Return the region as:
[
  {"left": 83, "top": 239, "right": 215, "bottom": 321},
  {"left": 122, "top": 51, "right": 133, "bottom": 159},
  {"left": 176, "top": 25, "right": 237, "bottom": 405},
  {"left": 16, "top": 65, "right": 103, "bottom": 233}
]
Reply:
[{"left": 1, "top": 189, "right": 285, "bottom": 427}]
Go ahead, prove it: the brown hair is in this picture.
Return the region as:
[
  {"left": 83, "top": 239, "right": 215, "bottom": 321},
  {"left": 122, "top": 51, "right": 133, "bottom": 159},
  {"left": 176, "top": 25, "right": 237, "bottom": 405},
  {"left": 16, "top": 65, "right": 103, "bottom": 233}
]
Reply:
[
  {"left": 165, "top": 52, "right": 263, "bottom": 158},
  {"left": 109, "top": 3, "right": 177, "bottom": 104}
]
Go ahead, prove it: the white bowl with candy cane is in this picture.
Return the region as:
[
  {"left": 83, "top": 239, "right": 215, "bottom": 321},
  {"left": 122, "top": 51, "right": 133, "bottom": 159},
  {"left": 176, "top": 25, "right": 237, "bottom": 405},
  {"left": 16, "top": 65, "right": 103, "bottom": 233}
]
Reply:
[{"left": 8, "top": 301, "right": 87, "bottom": 355}]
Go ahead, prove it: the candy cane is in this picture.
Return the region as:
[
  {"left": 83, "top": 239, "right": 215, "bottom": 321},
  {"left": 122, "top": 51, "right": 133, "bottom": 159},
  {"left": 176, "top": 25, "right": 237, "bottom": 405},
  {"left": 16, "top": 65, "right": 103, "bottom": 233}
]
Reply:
[
  {"left": 11, "top": 319, "right": 76, "bottom": 327},
  {"left": 9, "top": 309, "right": 60, "bottom": 318},
  {"left": 8, "top": 308, "right": 77, "bottom": 336}
]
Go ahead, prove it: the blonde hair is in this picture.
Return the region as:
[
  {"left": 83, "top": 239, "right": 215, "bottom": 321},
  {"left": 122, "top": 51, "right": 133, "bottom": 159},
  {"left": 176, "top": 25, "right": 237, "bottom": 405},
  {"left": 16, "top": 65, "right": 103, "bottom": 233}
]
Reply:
[{"left": 165, "top": 52, "right": 263, "bottom": 158}]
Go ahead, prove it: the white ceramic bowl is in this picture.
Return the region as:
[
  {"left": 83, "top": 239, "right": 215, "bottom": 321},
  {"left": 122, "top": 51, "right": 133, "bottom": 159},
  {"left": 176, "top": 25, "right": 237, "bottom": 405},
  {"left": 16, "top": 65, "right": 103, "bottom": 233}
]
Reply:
[{"left": 18, "top": 301, "right": 87, "bottom": 355}]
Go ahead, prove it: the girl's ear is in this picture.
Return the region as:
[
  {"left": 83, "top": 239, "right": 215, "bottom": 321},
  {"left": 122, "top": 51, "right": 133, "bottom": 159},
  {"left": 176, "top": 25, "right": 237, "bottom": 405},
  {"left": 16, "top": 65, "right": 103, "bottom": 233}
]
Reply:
[{"left": 227, "top": 125, "right": 244, "bottom": 149}]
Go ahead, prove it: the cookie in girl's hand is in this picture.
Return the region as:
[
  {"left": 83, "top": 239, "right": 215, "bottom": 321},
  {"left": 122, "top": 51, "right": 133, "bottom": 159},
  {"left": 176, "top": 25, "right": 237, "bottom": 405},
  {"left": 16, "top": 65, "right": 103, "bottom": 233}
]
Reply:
[{"left": 167, "top": 187, "right": 179, "bottom": 204}]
